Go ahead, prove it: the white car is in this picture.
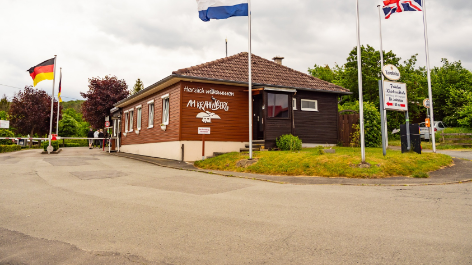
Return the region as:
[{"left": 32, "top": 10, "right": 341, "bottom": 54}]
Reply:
[{"left": 419, "top": 121, "right": 447, "bottom": 140}]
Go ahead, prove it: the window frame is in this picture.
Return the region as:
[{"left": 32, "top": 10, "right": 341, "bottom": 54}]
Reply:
[
  {"left": 161, "top": 94, "right": 170, "bottom": 125},
  {"left": 147, "top": 100, "right": 155, "bottom": 128},
  {"left": 300, "top": 99, "right": 319, "bottom": 112},
  {"left": 292, "top": 98, "right": 297, "bottom": 110},
  {"left": 136, "top": 105, "right": 142, "bottom": 130},
  {"left": 128, "top": 109, "right": 134, "bottom": 132},
  {"left": 267, "top": 92, "right": 290, "bottom": 119},
  {"left": 124, "top": 111, "right": 129, "bottom": 133}
]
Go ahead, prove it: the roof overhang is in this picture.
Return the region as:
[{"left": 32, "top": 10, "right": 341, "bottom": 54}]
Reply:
[{"left": 114, "top": 75, "right": 352, "bottom": 108}]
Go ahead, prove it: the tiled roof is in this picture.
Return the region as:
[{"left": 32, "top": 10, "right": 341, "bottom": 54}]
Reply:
[{"left": 172, "top": 52, "right": 349, "bottom": 93}]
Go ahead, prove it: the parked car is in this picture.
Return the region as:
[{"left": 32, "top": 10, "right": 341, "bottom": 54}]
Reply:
[{"left": 419, "top": 121, "right": 447, "bottom": 140}]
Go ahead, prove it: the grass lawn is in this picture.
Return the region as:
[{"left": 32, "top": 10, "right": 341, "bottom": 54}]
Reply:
[{"left": 194, "top": 147, "right": 453, "bottom": 179}]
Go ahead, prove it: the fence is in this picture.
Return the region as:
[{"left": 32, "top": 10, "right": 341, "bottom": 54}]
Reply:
[
  {"left": 338, "top": 110, "right": 360, "bottom": 147},
  {"left": 440, "top": 133, "right": 472, "bottom": 146}
]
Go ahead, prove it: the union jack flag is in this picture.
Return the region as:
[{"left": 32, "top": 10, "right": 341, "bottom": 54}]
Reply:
[{"left": 383, "top": 0, "right": 422, "bottom": 19}]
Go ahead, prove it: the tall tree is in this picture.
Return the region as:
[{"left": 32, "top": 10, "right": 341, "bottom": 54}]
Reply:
[
  {"left": 308, "top": 64, "right": 336, "bottom": 83},
  {"left": 9, "top": 86, "right": 61, "bottom": 142},
  {"left": 132, "top": 78, "right": 144, "bottom": 95},
  {"left": 81, "top": 75, "right": 129, "bottom": 129},
  {"left": 0, "top": 94, "right": 10, "bottom": 112}
]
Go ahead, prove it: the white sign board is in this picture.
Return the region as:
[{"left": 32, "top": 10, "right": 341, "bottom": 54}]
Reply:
[
  {"left": 383, "top": 81, "right": 408, "bottom": 112},
  {"left": 198, "top": 127, "right": 211, "bottom": 135},
  {"left": 382, "top": 64, "right": 401, "bottom": 81},
  {"left": 423, "top": 98, "right": 430, "bottom": 109},
  {"left": 0, "top": 120, "right": 9, "bottom": 129}
]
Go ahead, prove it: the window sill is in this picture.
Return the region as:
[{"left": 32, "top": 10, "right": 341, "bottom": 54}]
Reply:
[
  {"left": 267, "top": 117, "right": 290, "bottom": 120},
  {"left": 148, "top": 125, "right": 154, "bottom": 129},
  {"left": 301, "top": 109, "right": 319, "bottom": 112}
]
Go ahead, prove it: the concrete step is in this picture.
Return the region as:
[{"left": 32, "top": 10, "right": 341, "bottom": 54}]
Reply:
[
  {"left": 252, "top": 140, "right": 265, "bottom": 144},
  {"left": 240, "top": 148, "right": 260, "bottom": 152},
  {"left": 245, "top": 144, "right": 264, "bottom": 148}
]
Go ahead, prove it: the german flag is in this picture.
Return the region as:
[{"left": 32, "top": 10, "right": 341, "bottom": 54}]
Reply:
[
  {"left": 27, "top": 58, "right": 55, "bottom": 87},
  {"left": 58, "top": 71, "right": 62, "bottom": 102}
]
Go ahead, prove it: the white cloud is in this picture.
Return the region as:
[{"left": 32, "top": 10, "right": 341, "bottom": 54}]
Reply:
[{"left": 0, "top": 0, "right": 471, "bottom": 101}]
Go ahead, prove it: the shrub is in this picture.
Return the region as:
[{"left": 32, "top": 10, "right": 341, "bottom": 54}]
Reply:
[
  {"left": 42, "top": 140, "right": 60, "bottom": 152},
  {"left": 65, "top": 143, "right": 80, "bottom": 147},
  {"left": 276, "top": 134, "right": 302, "bottom": 151},
  {"left": 0, "top": 129, "right": 15, "bottom": 145},
  {"left": 0, "top": 145, "right": 21, "bottom": 153},
  {"left": 340, "top": 101, "right": 382, "bottom": 147}
]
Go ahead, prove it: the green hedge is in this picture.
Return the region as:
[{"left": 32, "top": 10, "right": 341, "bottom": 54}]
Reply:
[
  {"left": 42, "top": 140, "right": 60, "bottom": 152},
  {"left": 65, "top": 143, "right": 81, "bottom": 147},
  {"left": 0, "top": 145, "right": 21, "bottom": 153}
]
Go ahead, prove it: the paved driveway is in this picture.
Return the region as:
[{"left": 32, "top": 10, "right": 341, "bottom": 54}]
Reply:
[{"left": 0, "top": 148, "right": 471, "bottom": 264}]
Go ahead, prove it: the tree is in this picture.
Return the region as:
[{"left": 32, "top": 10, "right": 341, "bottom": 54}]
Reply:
[
  {"left": 61, "top": 100, "right": 84, "bottom": 113},
  {"left": 340, "top": 101, "right": 381, "bottom": 147},
  {"left": 0, "top": 111, "right": 8, "bottom": 121},
  {"left": 81, "top": 75, "right": 129, "bottom": 129},
  {"left": 59, "top": 114, "right": 79, "bottom": 137},
  {"left": 131, "top": 78, "right": 144, "bottom": 95},
  {"left": 9, "top": 86, "right": 61, "bottom": 144},
  {"left": 0, "top": 94, "right": 10, "bottom": 112},
  {"left": 61, "top": 108, "right": 90, "bottom": 137},
  {"left": 308, "top": 64, "right": 337, "bottom": 83}
]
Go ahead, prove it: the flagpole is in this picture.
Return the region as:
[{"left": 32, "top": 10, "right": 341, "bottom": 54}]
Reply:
[
  {"left": 356, "top": 0, "right": 366, "bottom": 163},
  {"left": 377, "top": 5, "right": 389, "bottom": 148},
  {"left": 422, "top": 0, "right": 436, "bottom": 153},
  {"left": 48, "top": 55, "right": 57, "bottom": 154},
  {"left": 56, "top": 67, "right": 62, "bottom": 135},
  {"left": 248, "top": 0, "right": 253, "bottom": 160}
]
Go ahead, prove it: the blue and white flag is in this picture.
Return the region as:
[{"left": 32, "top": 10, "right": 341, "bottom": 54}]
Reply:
[{"left": 197, "top": 0, "right": 248, "bottom": 22}]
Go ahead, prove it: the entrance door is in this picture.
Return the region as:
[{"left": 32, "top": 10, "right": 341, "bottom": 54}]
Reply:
[{"left": 253, "top": 94, "right": 264, "bottom": 140}]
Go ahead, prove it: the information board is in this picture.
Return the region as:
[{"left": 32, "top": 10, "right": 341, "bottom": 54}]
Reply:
[
  {"left": 0, "top": 120, "right": 9, "bottom": 129},
  {"left": 198, "top": 127, "right": 211, "bottom": 135},
  {"left": 383, "top": 81, "right": 408, "bottom": 112}
]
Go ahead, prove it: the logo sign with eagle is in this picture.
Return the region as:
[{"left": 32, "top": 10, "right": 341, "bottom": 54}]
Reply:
[
  {"left": 382, "top": 64, "right": 401, "bottom": 81},
  {"left": 196, "top": 111, "right": 221, "bottom": 123}
]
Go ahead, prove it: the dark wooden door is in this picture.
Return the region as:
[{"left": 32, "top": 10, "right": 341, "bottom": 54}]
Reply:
[{"left": 253, "top": 94, "right": 264, "bottom": 140}]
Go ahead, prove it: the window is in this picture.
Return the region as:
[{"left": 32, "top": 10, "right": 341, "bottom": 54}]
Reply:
[
  {"left": 162, "top": 95, "right": 169, "bottom": 125},
  {"left": 301, "top": 99, "right": 318, "bottom": 111},
  {"left": 136, "top": 106, "right": 142, "bottom": 130},
  {"left": 124, "top": 112, "right": 129, "bottom": 133},
  {"left": 129, "top": 110, "right": 134, "bottom": 132},
  {"left": 113, "top": 119, "right": 117, "bottom": 136},
  {"left": 267, "top": 93, "right": 289, "bottom": 118},
  {"left": 292, "top": 98, "right": 297, "bottom": 110},
  {"left": 148, "top": 100, "right": 155, "bottom": 128}
]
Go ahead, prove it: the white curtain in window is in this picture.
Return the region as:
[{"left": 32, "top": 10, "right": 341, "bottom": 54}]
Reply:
[
  {"left": 149, "top": 104, "right": 154, "bottom": 127},
  {"left": 125, "top": 113, "right": 129, "bottom": 132},
  {"left": 129, "top": 110, "right": 134, "bottom": 131},
  {"left": 162, "top": 98, "right": 169, "bottom": 125},
  {"left": 137, "top": 108, "right": 142, "bottom": 129}
]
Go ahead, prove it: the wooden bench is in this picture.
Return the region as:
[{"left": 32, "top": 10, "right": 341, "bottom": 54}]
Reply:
[{"left": 440, "top": 133, "right": 472, "bottom": 146}]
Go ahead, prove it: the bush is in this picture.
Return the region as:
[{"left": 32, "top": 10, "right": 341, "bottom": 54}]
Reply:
[
  {"left": 0, "top": 129, "right": 15, "bottom": 145},
  {"left": 42, "top": 140, "right": 60, "bottom": 152},
  {"left": 276, "top": 134, "right": 302, "bottom": 151},
  {"left": 65, "top": 143, "right": 81, "bottom": 147},
  {"left": 64, "top": 139, "right": 88, "bottom": 147},
  {"left": 0, "top": 145, "right": 21, "bottom": 153},
  {"left": 340, "top": 101, "right": 382, "bottom": 147}
]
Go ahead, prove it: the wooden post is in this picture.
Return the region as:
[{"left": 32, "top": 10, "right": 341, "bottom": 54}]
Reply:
[
  {"left": 181, "top": 144, "right": 185, "bottom": 162},
  {"left": 202, "top": 134, "right": 205, "bottom": 160}
]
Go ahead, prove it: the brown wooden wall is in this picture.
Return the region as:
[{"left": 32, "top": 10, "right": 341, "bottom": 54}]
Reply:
[
  {"left": 293, "top": 91, "right": 339, "bottom": 144},
  {"left": 180, "top": 81, "right": 249, "bottom": 142},
  {"left": 120, "top": 83, "right": 181, "bottom": 145}
]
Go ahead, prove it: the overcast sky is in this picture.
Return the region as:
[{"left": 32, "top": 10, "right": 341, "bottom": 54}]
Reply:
[{"left": 1, "top": 0, "right": 471, "bottom": 102}]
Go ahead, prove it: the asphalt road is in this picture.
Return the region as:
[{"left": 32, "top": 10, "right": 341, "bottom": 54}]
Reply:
[{"left": 1, "top": 148, "right": 471, "bottom": 264}]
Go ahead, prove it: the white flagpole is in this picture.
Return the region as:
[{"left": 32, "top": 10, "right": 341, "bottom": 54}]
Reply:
[
  {"left": 248, "top": 0, "right": 253, "bottom": 160},
  {"left": 48, "top": 55, "right": 57, "bottom": 154},
  {"left": 356, "top": 0, "right": 366, "bottom": 163},
  {"left": 56, "top": 67, "right": 62, "bottom": 135},
  {"left": 423, "top": 0, "right": 436, "bottom": 153},
  {"left": 377, "top": 5, "right": 389, "bottom": 148}
]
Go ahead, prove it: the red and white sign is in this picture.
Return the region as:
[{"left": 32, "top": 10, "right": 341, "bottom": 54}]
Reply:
[
  {"left": 383, "top": 81, "right": 408, "bottom": 112},
  {"left": 198, "top": 127, "right": 211, "bottom": 135},
  {"left": 105, "top": 121, "right": 110, "bottom": 128}
]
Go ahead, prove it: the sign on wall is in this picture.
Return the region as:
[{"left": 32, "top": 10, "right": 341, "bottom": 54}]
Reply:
[
  {"left": 0, "top": 120, "right": 9, "bottom": 129},
  {"left": 383, "top": 81, "right": 408, "bottom": 112},
  {"left": 198, "top": 127, "right": 211, "bottom": 135},
  {"left": 184, "top": 86, "right": 232, "bottom": 124}
]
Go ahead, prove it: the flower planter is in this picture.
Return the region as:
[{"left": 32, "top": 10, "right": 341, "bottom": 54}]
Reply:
[{"left": 160, "top": 125, "right": 167, "bottom": 131}]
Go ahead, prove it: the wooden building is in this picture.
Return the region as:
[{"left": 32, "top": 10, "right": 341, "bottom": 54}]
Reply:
[{"left": 113, "top": 53, "right": 351, "bottom": 161}]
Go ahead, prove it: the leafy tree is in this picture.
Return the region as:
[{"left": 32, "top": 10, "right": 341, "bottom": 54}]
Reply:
[
  {"left": 0, "top": 94, "right": 9, "bottom": 112},
  {"left": 81, "top": 75, "right": 129, "bottom": 129},
  {"left": 308, "top": 64, "right": 336, "bottom": 83},
  {"left": 335, "top": 45, "right": 401, "bottom": 106},
  {"left": 9, "top": 86, "right": 61, "bottom": 145},
  {"left": 431, "top": 59, "right": 472, "bottom": 127},
  {"left": 454, "top": 90, "right": 472, "bottom": 128},
  {"left": 131, "top": 78, "right": 144, "bottom": 95},
  {"left": 61, "top": 108, "right": 90, "bottom": 137},
  {"left": 0, "top": 129, "right": 14, "bottom": 145},
  {"left": 0, "top": 111, "right": 8, "bottom": 120},
  {"left": 339, "top": 101, "right": 381, "bottom": 147},
  {"left": 59, "top": 114, "right": 79, "bottom": 137}
]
